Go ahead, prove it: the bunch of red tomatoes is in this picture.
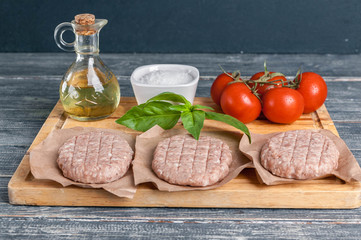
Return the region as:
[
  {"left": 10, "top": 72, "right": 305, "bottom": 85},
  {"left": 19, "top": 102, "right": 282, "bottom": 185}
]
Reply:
[{"left": 210, "top": 64, "right": 328, "bottom": 124}]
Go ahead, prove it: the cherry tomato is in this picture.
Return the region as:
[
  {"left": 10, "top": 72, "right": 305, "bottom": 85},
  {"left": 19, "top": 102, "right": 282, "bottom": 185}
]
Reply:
[
  {"left": 249, "top": 71, "right": 287, "bottom": 97},
  {"left": 220, "top": 82, "right": 261, "bottom": 123},
  {"left": 210, "top": 73, "right": 237, "bottom": 106},
  {"left": 262, "top": 88, "right": 304, "bottom": 124},
  {"left": 296, "top": 72, "right": 327, "bottom": 113}
]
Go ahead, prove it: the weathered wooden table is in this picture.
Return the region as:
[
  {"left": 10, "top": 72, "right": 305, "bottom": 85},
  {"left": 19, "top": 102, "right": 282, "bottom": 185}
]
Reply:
[{"left": 1, "top": 53, "right": 361, "bottom": 239}]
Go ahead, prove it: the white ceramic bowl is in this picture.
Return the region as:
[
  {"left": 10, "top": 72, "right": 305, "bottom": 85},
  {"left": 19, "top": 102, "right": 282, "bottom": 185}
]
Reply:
[{"left": 130, "top": 64, "right": 200, "bottom": 104}]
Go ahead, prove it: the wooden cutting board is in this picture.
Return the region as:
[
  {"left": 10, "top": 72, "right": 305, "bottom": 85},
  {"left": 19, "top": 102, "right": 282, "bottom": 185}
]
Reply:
[{"left": 8, "top": 97, "right": 361, "bottom": 208}]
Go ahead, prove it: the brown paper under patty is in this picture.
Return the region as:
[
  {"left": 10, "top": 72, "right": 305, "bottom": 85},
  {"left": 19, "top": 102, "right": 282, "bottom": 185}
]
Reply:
[
  {"left": 239, "top": 129, "right": 361, "bottom": 185},
  {"left": 133, "top": 125, "right": 252, "bottom": 191},
  {"left": 30, "top": 127, "right": 137, "bottom": 198}
]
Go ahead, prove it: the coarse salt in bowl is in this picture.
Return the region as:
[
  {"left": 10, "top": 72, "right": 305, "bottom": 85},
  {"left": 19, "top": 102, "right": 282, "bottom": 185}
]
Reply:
[{"left": 130, "top": 64, "right": 200, "bottom": 104}]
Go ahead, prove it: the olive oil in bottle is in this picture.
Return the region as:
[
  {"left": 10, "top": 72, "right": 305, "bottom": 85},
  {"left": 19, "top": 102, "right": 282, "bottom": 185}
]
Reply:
[
  {"left": 55, "top": 13, "right": 120, "bottom": 121},
  {"left": 60, "top": 68, "right": 120, "bottom": 121}
]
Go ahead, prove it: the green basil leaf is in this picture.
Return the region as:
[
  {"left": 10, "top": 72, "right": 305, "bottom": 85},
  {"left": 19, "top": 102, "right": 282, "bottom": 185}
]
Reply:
[
  {"left": 116, "top": 91, "right": 251, "bottom": 143},
  {"left": 146, "top": 92, "right": 192, "bottom": 107},
  {"left": 205, "top": 112, "right": 251, "bottom": 143},
  {"left": 181, "top": 110, "right": 205, "bottom": 140},
  {"left": 193, "top": 104, "right": 214, "bottom": 111},
  {"left": 169, "top": 105, "right": 190, "bottom": 112},
  {"left": 116, "top": 101, "right": 181, "bottom": 131},
  {"left": 137, "top": 103, "right": 146, "bottom": 109}
]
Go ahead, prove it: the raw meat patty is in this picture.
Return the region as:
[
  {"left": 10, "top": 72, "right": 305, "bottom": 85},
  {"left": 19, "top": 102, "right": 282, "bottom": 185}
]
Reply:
[
  {"left": 57, "top": 131, "right": 134, "bottom": 184},
  {"left": 152, "top": 135, "right": 233, "bottom": 187},
  {"left": 260, "top": 130, "right": 339, "bottom": 180}
]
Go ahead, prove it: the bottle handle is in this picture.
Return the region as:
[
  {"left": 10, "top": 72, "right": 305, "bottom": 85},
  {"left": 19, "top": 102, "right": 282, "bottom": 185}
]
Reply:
[{"left": 54, "top": 22, "right": 75, "bottom": 52}]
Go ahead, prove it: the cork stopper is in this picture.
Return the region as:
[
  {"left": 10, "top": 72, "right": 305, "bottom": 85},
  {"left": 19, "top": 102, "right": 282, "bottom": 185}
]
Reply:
[
  {"left": 75, "top": 13, "right": 95, "bottom": 25},
  {"left": 74, "top": 13, "right": 96, "bottom": 35}
]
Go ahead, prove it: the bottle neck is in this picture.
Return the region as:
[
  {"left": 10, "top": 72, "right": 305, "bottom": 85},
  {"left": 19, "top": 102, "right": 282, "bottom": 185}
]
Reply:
[
  {"left": 75, "top": 33, "right": 100, "bottom": 54},
  {"left": 75, "top": 53, "right": 101, "bottom": 64}
]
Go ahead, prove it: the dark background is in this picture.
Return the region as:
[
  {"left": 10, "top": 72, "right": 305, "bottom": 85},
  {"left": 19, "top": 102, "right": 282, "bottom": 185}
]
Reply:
[{"left": 1, "top": 0, "right": 360, "bottom": 53}]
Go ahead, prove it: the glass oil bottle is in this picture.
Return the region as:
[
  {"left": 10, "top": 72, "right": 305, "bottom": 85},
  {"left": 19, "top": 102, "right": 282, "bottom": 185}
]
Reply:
[{"left": 54, "top": 14, "right": 120, "bottom": 121}]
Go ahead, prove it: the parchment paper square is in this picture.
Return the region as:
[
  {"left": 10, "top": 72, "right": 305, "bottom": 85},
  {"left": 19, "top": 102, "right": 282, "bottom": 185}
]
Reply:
[
  {"left": 133, "top": 125, "right": 253, "bottom": 191},
  {"left": 30, "top": 127, "right": 137, "bottom": 198}
]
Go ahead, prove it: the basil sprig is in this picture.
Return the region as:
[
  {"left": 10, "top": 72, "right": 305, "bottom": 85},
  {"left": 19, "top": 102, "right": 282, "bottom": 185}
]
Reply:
[{"left": 116, "top": 92, "right": 251, "bottom": 142}]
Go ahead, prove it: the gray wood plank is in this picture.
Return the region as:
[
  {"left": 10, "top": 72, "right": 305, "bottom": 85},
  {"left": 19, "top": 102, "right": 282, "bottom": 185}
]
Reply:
[
  {"left": 0, "top": 127, "right": 44, "bottom": 146},
  {"left": 332, "top": 123, "right": 361, "bottom": 150},
  {"left": 324, "top": 81, "right": 361, "bottom": 122},
  {"left": 0, "top": 145, "right": 27, "bottom": 176},
  {"left": 1, "top": 200, "right": 361, "bottom": 222},
  {"left": 1, "top": 53, "right": 361, "bottom": 77},
  {"left": 0, "top": 201, "right": 360, "bottom": 239},
  {"left": 2, "top": 77, "right": 361, "bottom": 122},
  {"left": 0, "top": 109, "right": 52, "bottom": 120},
  {"left": 0, "top": 217, "right": 357, "bottom": 240}
]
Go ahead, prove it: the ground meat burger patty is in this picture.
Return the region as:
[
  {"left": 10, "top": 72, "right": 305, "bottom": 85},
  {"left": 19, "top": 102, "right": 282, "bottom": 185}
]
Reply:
[
  {"left": 57, "top": 131, "right": 133, "bottom": 184},
  {"left": 260, "top": 130, "right": 339, "bottom": 180},
  {"left": 152, "top": 135, "right": 233, "bottom": 187}
]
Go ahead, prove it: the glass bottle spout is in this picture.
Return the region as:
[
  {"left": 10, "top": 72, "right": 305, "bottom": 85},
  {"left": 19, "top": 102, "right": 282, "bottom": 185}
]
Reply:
[{"left": 54, "top": 18, "right": 108, "bottom": 54}]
